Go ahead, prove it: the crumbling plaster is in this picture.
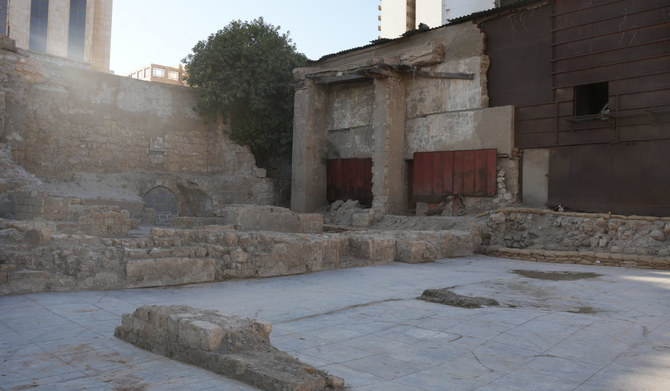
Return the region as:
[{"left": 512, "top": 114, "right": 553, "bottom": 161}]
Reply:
[{"left": 292, "top": 22, "right": 516, "bottom": 214}]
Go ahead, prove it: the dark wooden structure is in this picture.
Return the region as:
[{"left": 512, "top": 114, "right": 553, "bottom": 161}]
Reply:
[
  {"left": 412, "top": 149, "right": 497, "bottom": 203},
  {"left": 327, "top": 158, "right": 373, "bottom": 207},
  {"left": 482, "top": 0, "right": 670, "bottom": 216}
]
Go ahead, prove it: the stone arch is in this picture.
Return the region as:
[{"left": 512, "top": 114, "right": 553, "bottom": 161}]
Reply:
[{"left": 144, "top": 186, "right": 179, "bottom": 226}]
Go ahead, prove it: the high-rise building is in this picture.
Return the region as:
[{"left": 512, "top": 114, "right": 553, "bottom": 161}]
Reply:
[
  {"left": 378, "top": 0, "right": 498, "bottom": 38},
  {"left": 0, "top": 0, "right": 112, "bottom": 72}
]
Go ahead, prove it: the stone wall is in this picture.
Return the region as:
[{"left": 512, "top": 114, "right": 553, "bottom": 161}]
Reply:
[
  {"left": 480, "top": 208, "right": 670, "bottom": 269},
  {"left": 0, "top": 216, "right": 479, "bottom": 295},
  {"left": 0, "top": 43, "right": 275, "bottom": 217},
  {"left": 1, "top": 48, "right": 255, "bottom": 177}
]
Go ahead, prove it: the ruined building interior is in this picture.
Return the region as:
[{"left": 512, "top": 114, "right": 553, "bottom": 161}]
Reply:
[{"left": 1, "top": 1, "right": 670, "bottom": 390}]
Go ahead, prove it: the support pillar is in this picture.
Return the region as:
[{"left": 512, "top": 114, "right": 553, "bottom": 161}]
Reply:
[
  {"left": 291, "top": 71, "right": 328, "bottom": 213},
  {"left": 371, "top": 75, "right": 407, "bottom": 215}
]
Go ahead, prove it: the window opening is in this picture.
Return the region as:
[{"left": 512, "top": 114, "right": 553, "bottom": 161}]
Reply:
[
  {"left": 574, "top": 82, "right": 609, "bottom": 116},
  {"left": 68, "top": 0, "right": 86, "bottom": 60},
  {"left": 0, "top": 0, "right": 8, "bottom": 36},
  {"left": 29, "top": 0, "right": 49, "bottom": 52}
]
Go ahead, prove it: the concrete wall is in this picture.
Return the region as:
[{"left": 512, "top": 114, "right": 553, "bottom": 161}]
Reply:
[{"left": 292, "top": 22, "right": 517, "bottom": 214}]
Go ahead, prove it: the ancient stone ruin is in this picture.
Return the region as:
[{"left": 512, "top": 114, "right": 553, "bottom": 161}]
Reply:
[{"left": 115, "top": 305, "right": 344, "bottom": 391}]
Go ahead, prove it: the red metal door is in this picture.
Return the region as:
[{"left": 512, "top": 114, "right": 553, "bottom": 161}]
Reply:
[{"left": 412, "top": 149, "right": 497, "bottom": 202}]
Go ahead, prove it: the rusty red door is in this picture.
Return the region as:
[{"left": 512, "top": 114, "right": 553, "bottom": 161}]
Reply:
[
  {"left": 412, "top": 149, "right": 497, "bottom": 202},
  {"left": 327, "top": 158, "right": 373, "bottom": 207}
]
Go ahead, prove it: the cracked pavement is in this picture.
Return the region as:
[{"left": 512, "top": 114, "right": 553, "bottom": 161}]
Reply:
[{"left": 2, "top": 255, "right": 670, "bottom": 390}]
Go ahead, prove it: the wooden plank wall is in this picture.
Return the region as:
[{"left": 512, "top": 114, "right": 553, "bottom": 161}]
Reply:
[
  {"left": 484, "top": 0, "right": 670, "bottom": 148},
  {"left": 326, "top": 158, "right": 373, "bottom": 207}
]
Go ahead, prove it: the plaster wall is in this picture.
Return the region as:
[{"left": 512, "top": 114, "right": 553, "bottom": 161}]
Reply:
[{"left": 325, "top": 81, "right": 374, "bottom": 159}]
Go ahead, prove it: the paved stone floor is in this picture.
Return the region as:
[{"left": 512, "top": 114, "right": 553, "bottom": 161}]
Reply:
[{"left": 2, "top": 255, "right": 670, "bottom": 390}]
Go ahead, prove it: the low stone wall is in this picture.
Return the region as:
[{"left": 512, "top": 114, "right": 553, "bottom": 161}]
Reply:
[
  {"left": 115, "top": 305, "right": 344, "bottom": 391},
  {"left": 0, "top": 218, "right": 479, "bottom": 295},
  {"left": 480, "top": 208, "right": 670, "bottom": 269}
]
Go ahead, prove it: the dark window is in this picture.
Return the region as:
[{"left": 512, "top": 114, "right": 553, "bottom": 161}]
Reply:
[
  {"left": 574, "top": 82, "right": 609, "bottom": 116},
  {"left": 68, "top": 0, "right": 86, "bottom": 60},
  {"left": 29, "top": 0, "right": 49, "bottom": 52},
  {"left": 0, "top": 0, "right": 8, "bottom": 36}
]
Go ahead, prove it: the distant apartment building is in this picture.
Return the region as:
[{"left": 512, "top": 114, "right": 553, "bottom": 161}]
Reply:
[
  {"left": 127, "top": 64, "right": 187, "bottom": 87},
  {"left": 0, "top": 0, "right": 112, "bottom": 72},
  {"left": 378, "top": 0, "right": 500, "bottom": 38}
]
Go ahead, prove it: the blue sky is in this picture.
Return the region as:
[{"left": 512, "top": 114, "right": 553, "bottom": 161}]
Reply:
[{"left": 110, "top": 0, "right": 381, "bottom": 75}]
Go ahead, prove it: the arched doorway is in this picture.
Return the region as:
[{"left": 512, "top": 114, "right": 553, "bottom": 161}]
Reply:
[{"left": 144, "top": 186, "right": 179, "bottom": 226}]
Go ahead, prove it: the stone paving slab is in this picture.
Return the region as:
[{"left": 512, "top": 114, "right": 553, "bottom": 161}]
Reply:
[{"left": 1, "top": 255, "right": 670, "bottom": 390}]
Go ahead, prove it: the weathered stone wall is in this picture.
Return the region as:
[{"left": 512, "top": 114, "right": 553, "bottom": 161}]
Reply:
[
  {"left": 479, "top": 208, "right": 670, "bottom": 269},
  {"left": 1, "top": 48, "right": 255, "bottom": 177},
  {"left": 0, "top": 43, "right": 275, "bottom": 216},
  {"left": 293, "top": 22, "right": 518, "bottom": 214},
  {"left": 0, "top": 216, "right": 479, "bottom": 295}
]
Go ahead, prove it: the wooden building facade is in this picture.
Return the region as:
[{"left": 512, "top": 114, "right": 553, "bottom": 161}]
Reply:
[{"left": 481, "top": 0, "right": 670, "bottom": 216}]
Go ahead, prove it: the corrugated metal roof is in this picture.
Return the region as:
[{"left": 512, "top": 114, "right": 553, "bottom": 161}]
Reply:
[{"left": 310, "top": 0, "right": 546, "bottom": 64}]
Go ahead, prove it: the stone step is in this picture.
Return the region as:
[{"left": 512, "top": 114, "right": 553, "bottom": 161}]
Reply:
[
  {"left": 124, "top": 246, "right": 210, "bottom": 260},
  {"left": 394, "top": 230, "right": 480, "bottom": 264},
  {"left": 126, "top": 257, "right": 216, "bottom": 289}
]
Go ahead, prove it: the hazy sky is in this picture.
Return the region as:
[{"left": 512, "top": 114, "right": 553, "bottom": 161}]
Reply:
[{"left": 110, "top": 0, "right": 381, "bottom": 75}]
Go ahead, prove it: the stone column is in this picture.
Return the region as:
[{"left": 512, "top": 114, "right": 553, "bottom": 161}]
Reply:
[
  {"left": 291, "top": 70, "right": 328, "bottom": 213},
  {"left": 371, "top": 75, "right": 407, "bottom": 215}
]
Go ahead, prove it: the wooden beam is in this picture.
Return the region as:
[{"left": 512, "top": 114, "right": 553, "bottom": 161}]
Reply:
[{"left": 411, "top": 71, "right": 474, "bottom": 80}]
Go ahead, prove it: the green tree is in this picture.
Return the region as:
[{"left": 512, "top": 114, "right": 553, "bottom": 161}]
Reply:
[{"left": 183, "top": 18, "right": 307, "bottom": 167}]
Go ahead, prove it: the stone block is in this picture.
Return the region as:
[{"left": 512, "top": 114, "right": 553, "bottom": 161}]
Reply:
[
  {"left": 115, "top": 305, "right": 342, "bottom": 391},
  {"left": 347, "top": 235, "right": 396, "bottom": 264},
  {"left": 352, "top": 212, "right": 374, "bottom": 227},
  {"left": 298, "top": 213, "right": 323, "bottom": 234},
  {"left": 23, "top": 228, "right": 51, "bottom": 247},
  {"left": 396, "top": 239, "right": 436, "bottom": 264},
  {"left": 217, "top": 205, "right": 300, "bottom": 233},
  {"left": 126, "top": 258, "right": 216, "bottom": 288},
  {"left": 6, "top": 270, "right": 51, "bottom": 293}
]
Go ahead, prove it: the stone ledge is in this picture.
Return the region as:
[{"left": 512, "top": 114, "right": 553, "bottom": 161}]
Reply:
[
  {"left": 126, "top": 258, "right": 216, "bottom": 288},
  {"left": 115, "top": 305, "right": 344, "bottom": 391},
  {"left": 479, "top": 207, "right": 670, "bottom": 222},
  {"left": 485, "top": 246, "right": 670, "bottom": 270}
]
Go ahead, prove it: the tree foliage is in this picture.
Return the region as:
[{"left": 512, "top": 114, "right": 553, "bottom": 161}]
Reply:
[{"left": 183, "top": 18, "right": 307, "bottom": 166}]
